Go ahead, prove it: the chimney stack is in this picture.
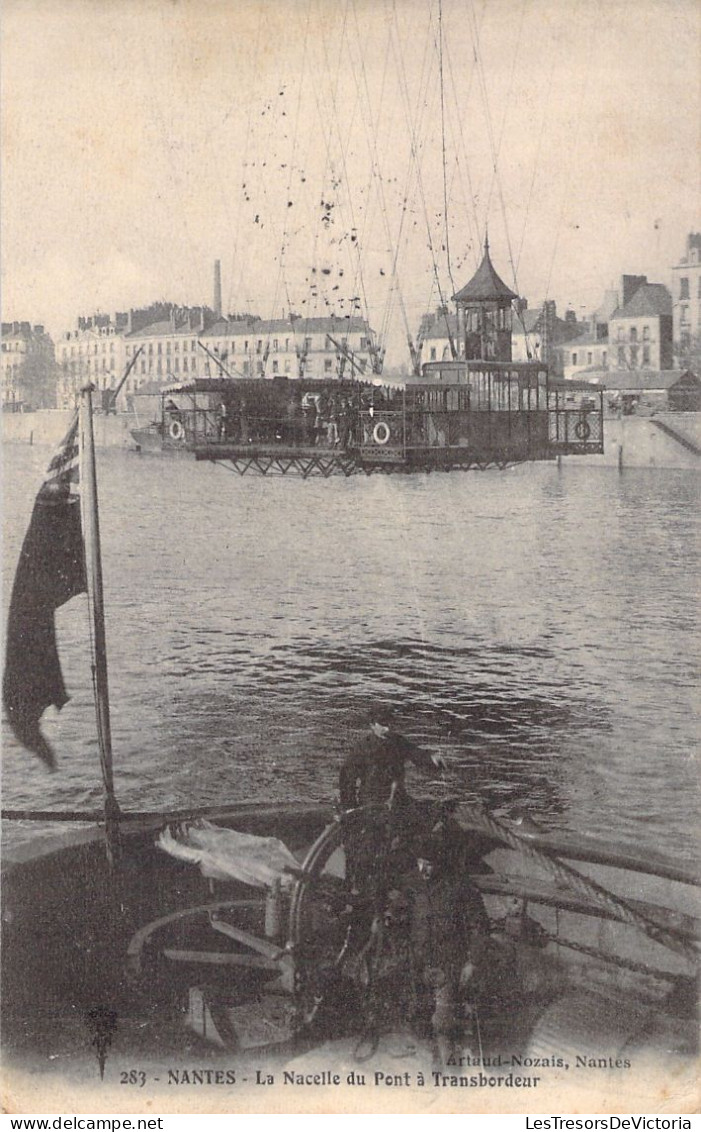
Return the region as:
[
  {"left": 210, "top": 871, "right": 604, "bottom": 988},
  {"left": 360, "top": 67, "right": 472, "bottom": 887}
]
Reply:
[{"left": 213, "top": 260, "right": 222, "bottom": 318}]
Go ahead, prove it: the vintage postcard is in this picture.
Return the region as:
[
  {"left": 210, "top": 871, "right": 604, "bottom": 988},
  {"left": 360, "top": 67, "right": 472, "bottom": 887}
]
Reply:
[{"left": 1, "top": 0, "right": 699, "bottom": 1117}]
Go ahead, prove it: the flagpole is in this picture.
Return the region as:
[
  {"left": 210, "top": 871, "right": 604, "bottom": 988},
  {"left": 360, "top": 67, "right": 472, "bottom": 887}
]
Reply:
[{"left": 79, "top": 385, "right": 121, "bottom": 865}]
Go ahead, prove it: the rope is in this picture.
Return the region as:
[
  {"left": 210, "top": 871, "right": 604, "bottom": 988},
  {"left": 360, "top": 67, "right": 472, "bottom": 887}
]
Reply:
[
  {"left": 547, "top": 932, "right": 688, "bottom": 983},
  {"left": 458, "top": 806, "right": 699, "bottom": 966},
  {"left": 438, "top": 0, "right": 456, "bottom": 299}
]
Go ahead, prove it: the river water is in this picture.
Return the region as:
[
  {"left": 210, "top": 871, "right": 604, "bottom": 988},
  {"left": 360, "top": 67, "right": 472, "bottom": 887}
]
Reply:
[{"left": 2, "top": 444, "right": 699, "bottom": 863}]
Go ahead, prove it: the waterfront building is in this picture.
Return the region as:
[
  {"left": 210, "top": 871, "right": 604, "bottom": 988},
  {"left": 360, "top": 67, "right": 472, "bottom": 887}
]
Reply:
[
  {"left": 562, "top": 334, "right": 609, "bottom": 381},
  {"left": 511, "top": 301, "right": 581, "bottom": 374},
  {"left": 671, "top": 233, "right": 701, "bottom": 362},
  {"left": 57, "top": 304, "right": 218, "bottom": 410},
  {"left": 1, "top": 321, "right": 56, "bottom": 411},
  {"left": 56, "top": 314, "right": 127, "bottom": 410},
  {"left": 126, "top": 313, "right": 379, "bottom": 386},
  {"left": 608, "top": 280, "right": 673, "bottom": 372},
  {"left": 124, "top": 307, "right": 215, "bottom": 394},
  {"left": 419, "top": 311, "right": 458, "bottom": 365}
]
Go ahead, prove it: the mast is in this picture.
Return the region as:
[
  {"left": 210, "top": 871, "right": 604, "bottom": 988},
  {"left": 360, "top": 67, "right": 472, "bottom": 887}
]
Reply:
[{"left": 79, "top": 384, "right": 121, "bottom": 865}]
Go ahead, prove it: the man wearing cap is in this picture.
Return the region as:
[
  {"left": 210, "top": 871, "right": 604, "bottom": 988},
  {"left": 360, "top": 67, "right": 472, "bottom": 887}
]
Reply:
[
  {"left": 337, "top": 713, "right": 488, "bottom": 1061},
  {"left": 338, "top": 712, "right": 448, "bottom": 903},
  {"left": 339, "top": 713, "right": 446, "bottom": 812}
]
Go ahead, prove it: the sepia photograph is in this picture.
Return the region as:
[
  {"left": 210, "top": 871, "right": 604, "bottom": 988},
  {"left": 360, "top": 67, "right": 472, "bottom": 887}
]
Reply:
[{"left": 1, "top": 0, "right": 699, "bottom": 1117}]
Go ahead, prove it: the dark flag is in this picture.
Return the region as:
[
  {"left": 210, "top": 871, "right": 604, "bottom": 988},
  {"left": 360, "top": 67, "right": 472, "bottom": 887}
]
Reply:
[{"left": 3, "top": 414, "right": 86, "bottom": 768}]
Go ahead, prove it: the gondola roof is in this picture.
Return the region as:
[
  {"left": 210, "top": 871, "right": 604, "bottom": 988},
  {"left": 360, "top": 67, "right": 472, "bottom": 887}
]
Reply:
[{"left": 453, "top": 237, "right": 518, "bottom": 304}]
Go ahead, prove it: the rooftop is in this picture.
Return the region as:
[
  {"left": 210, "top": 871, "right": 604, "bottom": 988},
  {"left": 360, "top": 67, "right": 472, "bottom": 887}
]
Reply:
[
  {"left": 611, "top": 283, "right": 672, "bottom": 320},
  {"left": 452, "top": 238, "right": 518, "bottom": 304}
]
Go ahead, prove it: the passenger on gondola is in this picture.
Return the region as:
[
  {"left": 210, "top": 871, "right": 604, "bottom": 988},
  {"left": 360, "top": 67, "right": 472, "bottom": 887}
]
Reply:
[
  {"left": 302, "top": 395, "right": 316, "bottom": 446},
  {"left": 326, "top": 394, "right": 340, "bottom": 447},
  {"left": 218, "top": 400, "right": 229, "bottom": 441},
  {"left": 315, "top": 392, "right": 329, "bottom": 446},
  {"left": 239, "top": 396, "right": 249, "bottom": 444},
  {"left": 286, "top": 388, "right": 303, "bottom": 445},
  {"left": 338, "top": 396, "right": 353, "bottom": 450}
]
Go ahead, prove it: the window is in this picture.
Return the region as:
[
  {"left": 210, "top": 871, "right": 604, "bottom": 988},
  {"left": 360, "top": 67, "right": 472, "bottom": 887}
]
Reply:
[
  {"left": 602, "top": 351, "right": 607, "bottom": 367},
  {"left": 324, "top": 358, "right": 333, "bottom": 372},
  {"left": 256, "top": 340, "right": 262, "bottom": 353},
  {"left": 285, "top": 338, "right": 290, "bottom": 351},
  {"left": 166, "top": 341, "right": 171, "bottom": 352},
  {"left": 430, "top": 347, "right": 437, "bottom": 360},
  {"left": 629, "top": 344, "right": 638, "bottom": 366},
  {"left": 571, "top": 352, "right": 578, "bottom": 365},
  {"left": 642, "top": 345, "right": 650, "bottom": 366},
  {"left": 304, "top": 337, "right": 312, "bottom": 351},
  {"left": 158, "top": 343, "right": 162, "bottom": 354},
  {"left": 643, "top": 325, "right": 650, "bottom": 341},
  {"left": 230, "top": 341, "right": 235, "bottom": 353},
  {"left": 244, "top": 341, "right": 249, "bottom": 351},
  {"left": 587, "top": 352, "right": 592, "bottom": 365},
  {"left": 680, "top": 277, "right": 689, "bottom": 299},
  {"left": 284, "top": 360, "right": 291, "bottom": 373},
  {"left": 272, "top": 360, "right": 279, "bottom": 373},
  {"left": 629, "top": 327, "right": 637, "bottom": 343},
  {"left": 680, "top": 305, "right": 689, "bottom": 325},
  {"left": 273, "top": 339, "right": 278, "bottom": 351},
  {"left": 617, "top": 326, "right": 624, "bottom": 340},
  {"left": 183, "top": 357, "right": 189, "bottom": 371},
  {"left": 174, "top": 342, "right": 179, "bottom": 352},
  {"left": 618, "top": 346, "right": 625, "bottom": 366}
]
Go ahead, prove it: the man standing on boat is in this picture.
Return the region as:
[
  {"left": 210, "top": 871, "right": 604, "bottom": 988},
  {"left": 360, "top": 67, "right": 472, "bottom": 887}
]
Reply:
[
  {"left": 339, "top": 712, "right": 448, "bottom": 897},
  {"left": 337, "top": 713, "right": 489, "bottom": 1064},
  {"left": 340, "top": 712, "right": 446, "bottom": 812}
]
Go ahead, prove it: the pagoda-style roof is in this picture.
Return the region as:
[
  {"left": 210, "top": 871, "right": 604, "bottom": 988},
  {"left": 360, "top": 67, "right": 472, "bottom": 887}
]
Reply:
[{"left": 453, "top": 238, "right": 518, "bottom": 304}]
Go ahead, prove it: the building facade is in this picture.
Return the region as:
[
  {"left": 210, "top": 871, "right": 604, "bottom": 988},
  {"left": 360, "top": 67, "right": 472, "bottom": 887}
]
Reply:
[
  {"left": 671, "top": 233, "right": 701, "bottom": 359},
  {"left": 608, "top": 282, "right": 673, "bottom": 372},
  {"left": 56, "top": 315, "right": 127, "bottom": 409},
  {"left": 562, "top": 334, "right": 609, "bottom": 381},
  {"left": 125, "top": 314, "right": 379, "bottom": 388},
  {"left": 1, "top": 321, "right": 56, "bottom": 411},
  {"left": 56, "top": 305, "right": 216, "bottom": 410}
]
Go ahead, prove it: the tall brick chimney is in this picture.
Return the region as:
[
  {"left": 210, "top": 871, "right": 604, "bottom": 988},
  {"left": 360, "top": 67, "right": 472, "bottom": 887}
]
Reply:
[{"left": 213, "top": 260, "right": 222, "bottom": 318}]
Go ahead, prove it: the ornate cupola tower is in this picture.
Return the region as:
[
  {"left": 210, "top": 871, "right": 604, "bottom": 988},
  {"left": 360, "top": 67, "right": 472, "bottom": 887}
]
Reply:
[{"left": 452, "top": 236, "right": 517, "bottom": 362}]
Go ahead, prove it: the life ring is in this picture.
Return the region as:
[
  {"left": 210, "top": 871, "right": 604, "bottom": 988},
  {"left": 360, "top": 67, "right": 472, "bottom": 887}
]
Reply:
[
  {"left": 372, "top": 420, "right": 391, "bottom": 446},
  {"left": 169, "top": 419, "right": 184, "bottom": 442},
  {"left": 574, "top": 419, "right": 591, "bottom": 441}
]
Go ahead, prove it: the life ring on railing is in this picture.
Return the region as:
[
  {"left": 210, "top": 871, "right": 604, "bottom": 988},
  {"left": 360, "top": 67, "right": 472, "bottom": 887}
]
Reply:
[
  {"left": 372, "top": 420, "right": 391, "bottom": 446},
  {"left": 169, "top": 419, "right": 184, "bottom": 442},
  {"left": 574, "top": 419, "right": 591, "bottom": 441}
]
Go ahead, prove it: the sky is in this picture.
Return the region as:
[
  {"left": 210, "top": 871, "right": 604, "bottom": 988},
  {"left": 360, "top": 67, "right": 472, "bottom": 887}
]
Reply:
[{"left": 2, "top": 0, "right": 699, "bottom": 366}]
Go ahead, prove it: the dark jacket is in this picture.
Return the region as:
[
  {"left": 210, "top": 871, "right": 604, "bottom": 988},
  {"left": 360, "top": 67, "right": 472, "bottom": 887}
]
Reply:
[{"left": 339, "top": 730, "right": 437, "bottom": 810}]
